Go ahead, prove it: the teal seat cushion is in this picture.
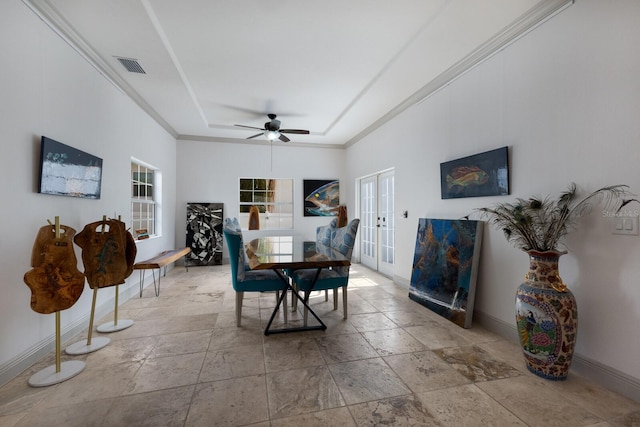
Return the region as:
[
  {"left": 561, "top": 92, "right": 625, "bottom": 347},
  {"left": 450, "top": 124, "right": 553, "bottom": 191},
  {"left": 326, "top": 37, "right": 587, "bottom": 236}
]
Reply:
[
  {"left": 290, "top": 268, "right": 348, "bottom": 292},
  {"left": 238, "top": 269, "right": 285, "bottom": 292}
]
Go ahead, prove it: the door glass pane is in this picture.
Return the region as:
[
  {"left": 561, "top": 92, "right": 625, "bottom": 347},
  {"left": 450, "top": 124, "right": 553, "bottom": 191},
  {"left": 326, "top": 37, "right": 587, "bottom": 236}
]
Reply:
[{"left": 379, "top": 174, "right": 394, "bottom": 264}]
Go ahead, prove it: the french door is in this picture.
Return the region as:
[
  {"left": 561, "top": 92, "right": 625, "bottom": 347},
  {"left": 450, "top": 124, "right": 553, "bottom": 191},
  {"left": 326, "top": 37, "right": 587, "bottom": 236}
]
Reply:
[{"left": 359, "top": 169, "right": 394, "bottom": 277}]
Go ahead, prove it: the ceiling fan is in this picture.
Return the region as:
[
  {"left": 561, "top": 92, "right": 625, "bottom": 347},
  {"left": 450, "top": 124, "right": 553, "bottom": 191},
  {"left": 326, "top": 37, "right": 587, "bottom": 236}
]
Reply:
[{"left": 235, "top": 114, "right": 309, "bottom": 142}]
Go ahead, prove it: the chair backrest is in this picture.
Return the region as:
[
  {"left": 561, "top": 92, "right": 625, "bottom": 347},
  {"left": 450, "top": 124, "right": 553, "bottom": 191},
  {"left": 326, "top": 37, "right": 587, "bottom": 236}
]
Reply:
[
  {"left": 223, "top": 218, "right": 246, "bottom": 285},
  {"left": 332, "top": 219, "right": 359, "bottom": 259},
  {"left": 316, "top": 216, "right": 344, "bottom": 246},
  {"left": 331, "top": 218, "right": 359, "bottom": 276},
  {"left": 224, "top": 217, "right": 241, "bottom": 232},
  {"left": 316, "top": 223, "right": 333, "bottom": 246}
]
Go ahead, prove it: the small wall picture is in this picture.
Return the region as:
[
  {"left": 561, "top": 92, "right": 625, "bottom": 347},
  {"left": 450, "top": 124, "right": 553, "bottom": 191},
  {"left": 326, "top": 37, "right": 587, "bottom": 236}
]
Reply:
[
  {"left": 303, "top": 179, "right": 340, "bottom": 216},
  {"left": 38, "top": 136, "right": 103, "bottom": 199},
  {"left": 440, "top": 146, "right": 509, "bottom": 199},
  {"left": 409, "top": 218, "right": 483, "bottom": 328}
]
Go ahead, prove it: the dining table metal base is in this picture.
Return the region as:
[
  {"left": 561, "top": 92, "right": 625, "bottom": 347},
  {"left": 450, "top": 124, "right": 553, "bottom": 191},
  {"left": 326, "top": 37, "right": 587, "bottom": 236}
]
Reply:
[{"left": 264, "top": 269, "right": 327, "bottom": 336}]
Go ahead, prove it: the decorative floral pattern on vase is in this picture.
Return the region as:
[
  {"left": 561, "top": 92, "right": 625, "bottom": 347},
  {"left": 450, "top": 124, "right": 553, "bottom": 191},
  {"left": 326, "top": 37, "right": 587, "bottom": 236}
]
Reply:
[{"left": 515, "top": 251, "right": 578, "bottom": 380}]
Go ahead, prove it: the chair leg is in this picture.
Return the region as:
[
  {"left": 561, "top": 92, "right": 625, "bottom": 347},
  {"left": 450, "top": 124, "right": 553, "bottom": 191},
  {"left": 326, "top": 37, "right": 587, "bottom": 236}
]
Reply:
[
  {"left": 343, "top": 286, "right": 348, "bottom": 319},
  {"left": 236, "top": 291, "right": 244, "bottom": 326},
  {"left": 292, "top": 283, "right": 298, "bottom": 311},
  {"left": 333, "top": 288, "right": 338, "bottom": 310},
  {"left": 303, "top": 291, "right": 309, "bottom": 327},
  {"left": 283, "top": 291, "right": 288, "bottom": 324}
]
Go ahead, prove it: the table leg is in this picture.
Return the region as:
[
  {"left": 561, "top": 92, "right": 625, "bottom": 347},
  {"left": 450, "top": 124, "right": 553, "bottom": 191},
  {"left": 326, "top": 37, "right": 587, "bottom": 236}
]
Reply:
[{"left": 264, "top": 269, "right": 327, "bottom": 335}]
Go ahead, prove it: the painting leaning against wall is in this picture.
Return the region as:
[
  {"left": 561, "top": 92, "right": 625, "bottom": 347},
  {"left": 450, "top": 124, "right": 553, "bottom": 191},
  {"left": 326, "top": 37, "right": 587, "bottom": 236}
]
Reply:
[
  {"left": 186, "top": 202, "right": 223, "bottom": 266},
  {"left": 409, "top": 218, "right": 483, "bottom": 328}
]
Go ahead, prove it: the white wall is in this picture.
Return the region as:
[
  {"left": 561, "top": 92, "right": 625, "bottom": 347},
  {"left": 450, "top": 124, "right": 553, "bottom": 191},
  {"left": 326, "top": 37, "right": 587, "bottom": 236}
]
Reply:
[
  {"left": 0, "top": 2, "right": 177, "bottom": 383},
  {"left": 175, "top": 140, "right": 346, "bottom": 256},
  {"left": 346, "top": 0, "right": 640, "bottom": 391}
]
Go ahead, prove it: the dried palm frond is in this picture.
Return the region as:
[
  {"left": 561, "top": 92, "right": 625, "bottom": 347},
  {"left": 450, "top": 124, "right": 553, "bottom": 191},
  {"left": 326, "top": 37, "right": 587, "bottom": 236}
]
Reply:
[{"left": 476, "top": 183, "right": 637, "bottom": 252}]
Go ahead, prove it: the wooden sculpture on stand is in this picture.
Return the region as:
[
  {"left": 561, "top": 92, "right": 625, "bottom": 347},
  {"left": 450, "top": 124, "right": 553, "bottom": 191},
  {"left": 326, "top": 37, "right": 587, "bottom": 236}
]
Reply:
[
  {"left": 74, "top": 216, "right": 136, "bottom": 288},
  {"left": 23, "top": 217, "right": 86, "bottom": 387},
  {"left": 337, "top": 205, "right": 348, "bottom": 228},
  {"left": 25, "top": 221, "right": 85, "bottom": 313},
  {"left": 248, "top": 205, "right": 260, "bottom": 230},
  {"left": 73, "top": 216, "right": 137, "bottom": 335}
]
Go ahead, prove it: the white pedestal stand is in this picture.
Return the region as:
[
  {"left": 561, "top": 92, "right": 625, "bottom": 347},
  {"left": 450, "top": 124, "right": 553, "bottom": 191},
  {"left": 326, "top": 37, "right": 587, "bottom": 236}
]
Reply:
[
  {"left": 29, "top": 312, "right": 85, "bottom": 387},
  {"left": 66, "top": 288, "right": 110, "bottom": 355},
  {"left": 97, "top": 284, "right": 133, "bottom": 333}
]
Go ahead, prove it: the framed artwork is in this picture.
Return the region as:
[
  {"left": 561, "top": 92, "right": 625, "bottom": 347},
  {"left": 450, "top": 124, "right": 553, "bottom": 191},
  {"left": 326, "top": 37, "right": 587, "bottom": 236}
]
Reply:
[
  {"left": 440, "top": 146, "right": 509, "bottom": 199},
  {"left": 186, "top": 202, "right": 224, "bottom": 266},
  {"left": 303, "top": 179, "right": 340, "bottom": 216},
  {"left": 409, "top": 218, "right": 483, "bottom": 328},
  {"left": 38, "top": 136, "right": 103, "bottom": 199}
]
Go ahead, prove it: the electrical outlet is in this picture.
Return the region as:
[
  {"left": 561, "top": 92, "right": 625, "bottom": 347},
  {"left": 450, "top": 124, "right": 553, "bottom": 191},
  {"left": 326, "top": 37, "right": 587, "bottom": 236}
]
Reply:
[{"left": 612, "top": 216, "right": 639, "bottom": 235}]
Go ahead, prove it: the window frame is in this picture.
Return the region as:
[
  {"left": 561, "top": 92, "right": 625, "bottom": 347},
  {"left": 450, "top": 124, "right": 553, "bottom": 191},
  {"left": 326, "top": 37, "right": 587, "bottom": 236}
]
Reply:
[
  {"left": 239, "top": 178, "right": 293, "bottom": 230},
  {"left": 131, "top": 159, "right": 160, "bottom": 240}
]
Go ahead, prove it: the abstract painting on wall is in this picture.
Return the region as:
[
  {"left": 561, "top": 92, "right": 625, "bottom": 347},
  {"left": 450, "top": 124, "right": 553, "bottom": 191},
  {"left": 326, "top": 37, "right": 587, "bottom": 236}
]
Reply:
[
  {"left": 38, "top": 136, "right": 103, "bottom": 199},
  {"left": 303, "top": 179, "right": 340, "bottom": 216},
  {"left": 186, "top": 203, "right": 223, "bottom": 266},
  {"left": 440, "top": 146, "right": 509, "bottom": 199},
  {"left": 409, "top": 218, "right": 483, "bottom": 328}
]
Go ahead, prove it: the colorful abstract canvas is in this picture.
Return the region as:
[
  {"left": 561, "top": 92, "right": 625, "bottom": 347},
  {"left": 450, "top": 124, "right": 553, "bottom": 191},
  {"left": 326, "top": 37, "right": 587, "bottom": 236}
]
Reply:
[
  {"left": 440, "top": 146, "right": 509, "bottom": 199},
  {"left": 303, "top": 179, "right": 340, "bottom": 216},
  {"left": 409, "top": 218, "right": 483, "bottom": 328}
]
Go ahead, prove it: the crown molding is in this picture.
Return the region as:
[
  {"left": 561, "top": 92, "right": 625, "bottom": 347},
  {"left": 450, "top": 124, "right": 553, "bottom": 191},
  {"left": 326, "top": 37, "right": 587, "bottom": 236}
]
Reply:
[
  {"left": 22, "top": 0, "right": 178, "bottom": 139},
  {"left": 176, "top": 134, "right": 344, "bottom": 150}
]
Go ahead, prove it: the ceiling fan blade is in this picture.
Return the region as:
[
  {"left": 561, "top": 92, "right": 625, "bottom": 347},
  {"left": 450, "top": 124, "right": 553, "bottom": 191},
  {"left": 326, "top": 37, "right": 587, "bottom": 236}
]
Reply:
[
  {"left": 280, "top": 129, "right": 310, "bottom": 134},
  {"left": 221, "top": 104, "right": 267, "bottom": 117},
  {"left": 247, "top": 133, "right": 264, "bottom": 139},
  {"left": 278, "top": 134, "right": 291, "bottom": 143},
  {"left": 235, "top": 124, "right": 265, "bottom": 131}
]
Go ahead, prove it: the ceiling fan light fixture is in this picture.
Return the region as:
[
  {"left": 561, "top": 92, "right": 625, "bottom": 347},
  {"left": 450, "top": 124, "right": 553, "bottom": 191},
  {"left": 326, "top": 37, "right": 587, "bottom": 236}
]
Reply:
[{"left": 265, "top": 130, "right": 280, "bottom": 141}]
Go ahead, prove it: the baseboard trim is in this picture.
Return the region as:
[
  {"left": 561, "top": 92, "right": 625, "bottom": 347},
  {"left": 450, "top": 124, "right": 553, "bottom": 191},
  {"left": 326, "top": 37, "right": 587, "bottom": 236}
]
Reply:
[
  {"left": 474, "top": 311, "right": 640, "bottom": 402},
  {"left": 0, "top": 271, "right": 154, "bottom": 387}
]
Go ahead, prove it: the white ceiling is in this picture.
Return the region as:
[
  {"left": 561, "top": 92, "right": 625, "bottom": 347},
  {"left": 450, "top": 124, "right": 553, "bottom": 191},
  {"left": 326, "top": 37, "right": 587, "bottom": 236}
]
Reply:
[{"left": 25, "top": 0, "right": 572, "bottom": 147}]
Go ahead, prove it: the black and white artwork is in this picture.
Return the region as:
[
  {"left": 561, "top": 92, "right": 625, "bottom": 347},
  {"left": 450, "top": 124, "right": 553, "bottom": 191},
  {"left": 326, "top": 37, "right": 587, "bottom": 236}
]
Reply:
[{"left": 186, "top": 203, "right": 223, "bottom": 266}]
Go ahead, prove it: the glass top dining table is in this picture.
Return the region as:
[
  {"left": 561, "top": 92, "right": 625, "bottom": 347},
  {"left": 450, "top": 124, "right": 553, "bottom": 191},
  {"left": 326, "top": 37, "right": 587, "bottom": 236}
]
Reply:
[
  {"left": 245, "top": 235, "right": 350, "bottom": 271},
  {"left": 244, "top": 235, "right": 350, "bottom": 335}
]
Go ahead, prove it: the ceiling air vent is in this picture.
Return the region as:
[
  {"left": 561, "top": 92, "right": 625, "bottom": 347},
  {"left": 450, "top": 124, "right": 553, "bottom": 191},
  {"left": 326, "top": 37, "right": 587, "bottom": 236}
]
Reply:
[{"left": 115, "top": 57, "right": 146, "bottom": 74}]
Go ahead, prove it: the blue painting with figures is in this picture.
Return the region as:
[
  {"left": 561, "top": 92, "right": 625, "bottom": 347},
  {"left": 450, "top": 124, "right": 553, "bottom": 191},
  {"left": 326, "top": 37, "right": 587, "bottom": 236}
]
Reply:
[{"left": 409, "top": 218, "right": 483, "bottom": 328}]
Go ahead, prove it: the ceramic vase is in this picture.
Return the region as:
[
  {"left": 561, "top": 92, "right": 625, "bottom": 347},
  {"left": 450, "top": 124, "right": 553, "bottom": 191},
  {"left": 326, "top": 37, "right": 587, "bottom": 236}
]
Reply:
[{"left": 515, "top": 250, "right": 578, "bottom": 380}]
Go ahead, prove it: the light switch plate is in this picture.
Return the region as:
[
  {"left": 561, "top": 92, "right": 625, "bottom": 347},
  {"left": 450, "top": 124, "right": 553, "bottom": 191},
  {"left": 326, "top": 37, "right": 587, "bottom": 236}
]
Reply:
[{"left": 612, "top": 216, "right": 639, "bottom": 235}]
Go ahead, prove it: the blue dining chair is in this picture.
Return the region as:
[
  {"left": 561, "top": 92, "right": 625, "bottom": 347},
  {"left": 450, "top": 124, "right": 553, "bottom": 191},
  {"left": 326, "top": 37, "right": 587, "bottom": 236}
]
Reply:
[
  {"left": 288, "top": 217, "right": 337, "bottom": 311},
  {"left": 223, "top": 219, "right": 287, "bottom": 326},
  {"left": 289, "top": 218, "right": 359, "bottom": 322}
]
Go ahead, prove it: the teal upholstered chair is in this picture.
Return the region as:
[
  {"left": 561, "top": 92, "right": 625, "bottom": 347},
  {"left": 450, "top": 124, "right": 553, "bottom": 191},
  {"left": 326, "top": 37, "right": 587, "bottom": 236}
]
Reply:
[
  {"left": 289, "top": 217, "right": 338, "bottom": 311},
  {"left": 290, "top": 218, "right": 359, "bottom": 322},
  {"left": 223, "top": 218, "right": 287, "bottom": 326}
]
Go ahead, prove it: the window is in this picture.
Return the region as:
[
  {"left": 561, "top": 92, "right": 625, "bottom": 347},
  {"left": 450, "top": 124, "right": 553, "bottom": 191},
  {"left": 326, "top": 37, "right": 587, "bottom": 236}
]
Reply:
[
  {"left": 131, "top": 160, "right": 159, "bottom": 239},
  {"left": 239, "top": 178, "right": 293, "bottom": 230}
]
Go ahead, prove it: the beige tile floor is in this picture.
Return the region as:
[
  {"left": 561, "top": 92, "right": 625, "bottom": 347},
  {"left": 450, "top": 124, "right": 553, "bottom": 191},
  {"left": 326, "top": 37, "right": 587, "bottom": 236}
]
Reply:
[{"left": 1, "top": 264, "right": 639, "bottom": 426}]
